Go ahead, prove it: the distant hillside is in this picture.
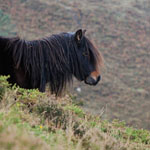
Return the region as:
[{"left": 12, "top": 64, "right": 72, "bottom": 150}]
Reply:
[{"left": 0, "top": 0, "right": 150, "bottom": 129}]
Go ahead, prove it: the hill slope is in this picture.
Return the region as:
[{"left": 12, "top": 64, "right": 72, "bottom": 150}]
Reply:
[{"left": 0, "top": 76, "right": 150, "bottom": 150}]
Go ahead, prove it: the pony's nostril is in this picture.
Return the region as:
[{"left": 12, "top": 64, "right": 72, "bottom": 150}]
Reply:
[{"left": 85, "top": 76, "right": 95, "bottom": 85}]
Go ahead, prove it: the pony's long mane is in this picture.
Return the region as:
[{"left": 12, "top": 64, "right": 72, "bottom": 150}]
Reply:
[{"left": 0, "top": 33, "right": 103, "bottom": 95}]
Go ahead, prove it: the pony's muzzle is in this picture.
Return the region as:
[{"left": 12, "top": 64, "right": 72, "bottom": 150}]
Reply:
[{"left": 85, "top": 75, "right": 101, "bottom": 85}]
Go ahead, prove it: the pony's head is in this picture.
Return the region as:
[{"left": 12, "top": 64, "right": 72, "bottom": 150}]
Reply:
[{"left": 70, "top": 29, "right": 103, "bottom": 86}]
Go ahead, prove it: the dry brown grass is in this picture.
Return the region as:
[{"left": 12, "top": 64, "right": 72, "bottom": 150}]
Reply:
[{"left": 0, "top": 124, "right": 49, "bottom": 150}]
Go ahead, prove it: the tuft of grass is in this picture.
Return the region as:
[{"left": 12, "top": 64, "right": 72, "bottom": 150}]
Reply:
[
  {"left": 125, "top": 127, "right": 150, "bottom": 144},
  {"left": 64, "top": 104, "right": 85, "bottom": 118}
]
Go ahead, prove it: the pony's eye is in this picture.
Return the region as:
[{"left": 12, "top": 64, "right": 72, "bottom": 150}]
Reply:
[{"left": 83, "top": 51, "right": 89, "bottom": 57}]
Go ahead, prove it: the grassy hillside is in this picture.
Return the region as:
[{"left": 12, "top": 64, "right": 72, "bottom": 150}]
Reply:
[
  {"left": 0, "top": 76, "right": 150, "bottom": 150},
  {"left": 0, "top": 0, "right": 150, "bottom": 130}
]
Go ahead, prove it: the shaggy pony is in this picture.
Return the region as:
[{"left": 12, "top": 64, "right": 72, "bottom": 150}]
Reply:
[{"left": 0, "top": 29, "right": 103, "bottom": 95}]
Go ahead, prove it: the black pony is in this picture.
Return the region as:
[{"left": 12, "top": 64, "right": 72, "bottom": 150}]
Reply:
[{"left": 0, "top": 29, "right": 103, "bottom": 95}]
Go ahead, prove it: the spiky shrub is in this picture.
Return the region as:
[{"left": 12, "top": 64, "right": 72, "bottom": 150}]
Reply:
[{"left": 35, "top": 100, "right": 86, "bottom": 137}]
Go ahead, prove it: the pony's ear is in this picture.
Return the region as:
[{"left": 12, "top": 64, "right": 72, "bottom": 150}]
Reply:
[{"left": 75, "top": 29, "right": 83, "bottom": 42}]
